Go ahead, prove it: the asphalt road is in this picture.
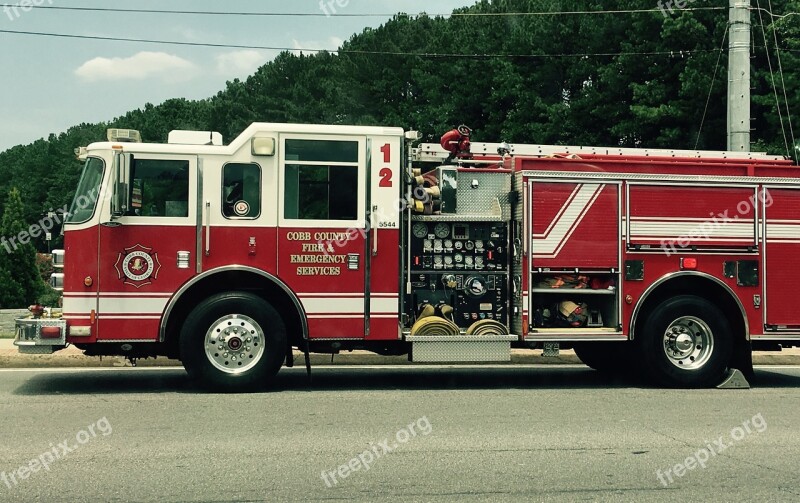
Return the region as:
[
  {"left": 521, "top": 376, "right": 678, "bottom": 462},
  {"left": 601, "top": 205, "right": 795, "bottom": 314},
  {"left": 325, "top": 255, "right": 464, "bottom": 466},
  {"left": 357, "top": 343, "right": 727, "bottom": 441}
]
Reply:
[{"left": 0, "top": 365, "right": 799, "bottom": 502}]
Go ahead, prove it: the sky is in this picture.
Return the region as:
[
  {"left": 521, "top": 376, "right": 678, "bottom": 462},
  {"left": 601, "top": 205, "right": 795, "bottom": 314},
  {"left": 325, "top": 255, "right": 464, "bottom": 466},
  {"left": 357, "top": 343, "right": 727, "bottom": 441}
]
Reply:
[{"left": 0, "top": 0, "right": 474, "bottom": 152}]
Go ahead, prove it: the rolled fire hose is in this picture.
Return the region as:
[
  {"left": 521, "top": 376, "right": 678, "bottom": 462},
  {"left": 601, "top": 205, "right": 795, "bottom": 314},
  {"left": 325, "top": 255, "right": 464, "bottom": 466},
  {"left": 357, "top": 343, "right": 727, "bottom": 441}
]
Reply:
[
  {"left": 410, "top": 317, "right": 460, "bottom": 336},
  {"left": 465, "top": 320, "right": 510, "bottom": 336},
  {"left": 439, "top": 304, "right": 455, "bottom": 323},
  {"left": 417, "top": 303, "right": 436, "bottom": 320},
  {"left": 418, "top": 303, "right": 455, "bottom": 323}
]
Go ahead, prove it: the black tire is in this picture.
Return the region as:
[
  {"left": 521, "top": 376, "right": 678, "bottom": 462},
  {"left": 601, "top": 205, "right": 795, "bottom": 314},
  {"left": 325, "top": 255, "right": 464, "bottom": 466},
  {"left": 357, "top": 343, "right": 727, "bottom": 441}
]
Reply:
[
  {"left": 180, "top": 292, "right": 287, "bottom": 392},
  {"left": 638, "top": 295, "right": 732, "bottom": 388},
  {"left": 573, "top": 342, "right": 635, "bottom": 374}
]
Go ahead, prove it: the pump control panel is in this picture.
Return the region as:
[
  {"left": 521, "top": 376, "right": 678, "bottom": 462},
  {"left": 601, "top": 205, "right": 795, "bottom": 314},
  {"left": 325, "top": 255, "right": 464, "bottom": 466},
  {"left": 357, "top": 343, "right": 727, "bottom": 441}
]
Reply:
[{"left": 409, "top": 222, "right": 508, "bottom": 272}]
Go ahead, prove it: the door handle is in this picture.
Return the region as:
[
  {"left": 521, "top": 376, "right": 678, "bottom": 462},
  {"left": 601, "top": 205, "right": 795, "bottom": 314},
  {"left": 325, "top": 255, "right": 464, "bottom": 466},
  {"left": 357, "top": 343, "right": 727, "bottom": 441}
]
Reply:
[
  {"left": 205, "top": 201, "right": 211, "bottom": 256},
  {"left": 372, "top": 205, "right": 378, "bottom": 256}
]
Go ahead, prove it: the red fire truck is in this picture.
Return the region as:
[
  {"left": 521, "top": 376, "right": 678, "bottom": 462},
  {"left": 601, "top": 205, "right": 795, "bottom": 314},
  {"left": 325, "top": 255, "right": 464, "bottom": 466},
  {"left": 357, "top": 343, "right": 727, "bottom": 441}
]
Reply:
[{"left": 14, "top": 123, "right": 800, "bottom": 390}]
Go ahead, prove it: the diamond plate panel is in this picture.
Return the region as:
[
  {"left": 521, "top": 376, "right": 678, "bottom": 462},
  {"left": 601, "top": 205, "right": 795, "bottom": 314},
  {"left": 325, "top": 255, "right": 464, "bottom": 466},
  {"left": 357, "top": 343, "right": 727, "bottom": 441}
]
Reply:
[
  {"left": 409, "top": 335, "right": 515, "bottom": 362},
  {"left": 456, "top": 171, "right": 512, "bottom": 218},
  {"left": 15, "top": 318, "right": 67, "bottom": 347},
  {"left": 17, "top": 345, "right": 57, "bottom": 355}
]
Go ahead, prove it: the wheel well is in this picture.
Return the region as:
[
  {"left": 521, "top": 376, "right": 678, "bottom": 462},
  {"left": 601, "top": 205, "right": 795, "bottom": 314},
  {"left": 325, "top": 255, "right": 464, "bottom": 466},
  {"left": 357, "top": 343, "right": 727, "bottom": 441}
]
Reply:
[
  {"left": 162, "top": 270, "right": 306, "bottom": 358},
  {"left": 631, "top": 274, "right": 748, "bottom": 348}
]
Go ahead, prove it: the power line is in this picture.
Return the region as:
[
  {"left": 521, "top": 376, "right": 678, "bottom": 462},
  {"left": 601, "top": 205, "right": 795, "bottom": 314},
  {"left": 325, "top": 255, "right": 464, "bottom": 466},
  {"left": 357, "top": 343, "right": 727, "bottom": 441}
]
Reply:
[
  {"left": 14, "top": 5, "right": 728, "bottom": 17},
  {"left": 0, "top": 28, "right": 723, "bottom": 59}
]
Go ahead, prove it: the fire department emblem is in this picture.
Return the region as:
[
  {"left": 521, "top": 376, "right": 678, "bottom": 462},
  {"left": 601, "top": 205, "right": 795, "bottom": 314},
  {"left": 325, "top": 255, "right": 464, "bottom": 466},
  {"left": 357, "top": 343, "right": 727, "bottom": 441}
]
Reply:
[
  {"left": 234, "top": 200, "right": 250, "bottom": 216},
  {"left": 114, "top": 244, "right": 162, "bottom": 288}
]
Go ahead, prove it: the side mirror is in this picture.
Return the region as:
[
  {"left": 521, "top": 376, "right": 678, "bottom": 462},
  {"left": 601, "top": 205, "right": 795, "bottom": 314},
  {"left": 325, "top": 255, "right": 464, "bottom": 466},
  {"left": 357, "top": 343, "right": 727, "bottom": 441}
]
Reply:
[{"left": 111, "top": 152, "right": 133, "bottom": 218}]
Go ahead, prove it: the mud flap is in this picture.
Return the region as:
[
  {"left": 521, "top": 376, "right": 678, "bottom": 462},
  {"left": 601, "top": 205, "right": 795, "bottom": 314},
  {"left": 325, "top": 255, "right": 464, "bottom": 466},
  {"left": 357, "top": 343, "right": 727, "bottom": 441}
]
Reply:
[
  {"left": 730, "top": 338, "right": 755, "bottom": 382},
  {"left": 303, "top": 338, "right": 312, "bottom": 383}
]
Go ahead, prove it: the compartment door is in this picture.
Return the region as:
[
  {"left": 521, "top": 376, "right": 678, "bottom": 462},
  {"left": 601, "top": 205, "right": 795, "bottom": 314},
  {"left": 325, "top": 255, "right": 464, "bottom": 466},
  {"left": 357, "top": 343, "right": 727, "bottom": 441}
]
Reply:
[
  {"left": 529, "top": 181, "right": 620, "bottom": 269},
  {"left": 764, "top": 188, "right": 800, "bottom": 327}
]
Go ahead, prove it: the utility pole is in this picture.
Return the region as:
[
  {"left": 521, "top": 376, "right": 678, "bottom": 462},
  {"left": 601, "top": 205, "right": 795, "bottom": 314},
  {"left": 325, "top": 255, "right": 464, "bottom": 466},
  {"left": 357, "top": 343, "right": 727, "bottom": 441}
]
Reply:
[{"left": 728, "top": 0, "right": 751, "bottom": 152}]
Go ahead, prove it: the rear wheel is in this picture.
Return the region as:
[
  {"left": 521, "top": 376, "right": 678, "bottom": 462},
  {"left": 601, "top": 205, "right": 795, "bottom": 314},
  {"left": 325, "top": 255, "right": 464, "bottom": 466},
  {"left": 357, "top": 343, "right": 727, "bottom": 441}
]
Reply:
[
  {"left": 180, "top": 292, "right": 287, "bottom": 392},
  {"left": 638, "top": 295, "right": 731, "bottom": 388}
]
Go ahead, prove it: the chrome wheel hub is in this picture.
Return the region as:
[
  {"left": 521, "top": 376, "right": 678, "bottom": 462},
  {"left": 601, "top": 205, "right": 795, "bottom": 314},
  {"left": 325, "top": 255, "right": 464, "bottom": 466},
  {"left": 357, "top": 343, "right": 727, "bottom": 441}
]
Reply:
[
  {"left": 205, "top": 314, "right": 265, "bottom": 374},
  {"left": 662, "top": 316, "right": 714, "bottom": 370}
]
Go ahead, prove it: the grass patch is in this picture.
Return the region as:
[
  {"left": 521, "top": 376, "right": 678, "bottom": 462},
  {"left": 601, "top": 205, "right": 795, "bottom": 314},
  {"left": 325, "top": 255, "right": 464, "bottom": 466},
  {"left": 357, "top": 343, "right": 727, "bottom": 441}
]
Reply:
[{"left": 0, "top": 333, "right": 15, "bottom": 339}]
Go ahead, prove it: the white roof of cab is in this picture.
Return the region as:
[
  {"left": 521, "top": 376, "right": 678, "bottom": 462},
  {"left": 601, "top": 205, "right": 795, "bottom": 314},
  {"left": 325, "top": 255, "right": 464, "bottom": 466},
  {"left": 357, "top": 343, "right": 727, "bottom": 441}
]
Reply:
[{"left": 86, "top": 122, "right": 406, "bottom": 155}]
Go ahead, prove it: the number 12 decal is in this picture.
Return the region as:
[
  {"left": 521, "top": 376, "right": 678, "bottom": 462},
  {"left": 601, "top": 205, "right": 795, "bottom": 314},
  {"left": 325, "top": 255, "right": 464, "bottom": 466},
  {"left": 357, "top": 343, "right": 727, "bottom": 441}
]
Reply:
[
  {"left": 379, "top": 144, "right": 393, "bottom": 187},
  {"left": 379, "top": 168, "right": 393, "bottom": 188}
]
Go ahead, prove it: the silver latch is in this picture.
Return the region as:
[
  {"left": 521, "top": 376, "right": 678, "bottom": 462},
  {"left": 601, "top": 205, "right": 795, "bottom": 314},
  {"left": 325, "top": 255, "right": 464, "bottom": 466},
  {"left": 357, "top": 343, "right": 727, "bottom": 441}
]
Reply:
[
  {"left": 754, "top": 295, "right": 762, "bottom": 309},
  {"left": 542, "top": 342, "right": 560, "bottom": 357},
  {"left": 177, "top": 251, "right": 191, "bottom": 269}
]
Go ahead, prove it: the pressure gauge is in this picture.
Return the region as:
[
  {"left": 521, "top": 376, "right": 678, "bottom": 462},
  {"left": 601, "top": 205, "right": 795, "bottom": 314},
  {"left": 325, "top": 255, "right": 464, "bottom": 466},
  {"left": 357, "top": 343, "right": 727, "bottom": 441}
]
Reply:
[
  {"left": 464, "top": 276, "right": 488, "bottom": 298},
  {"left": 465, "top": 241, "right": 475, "bottom": 251},
  {"left": 444, "top": 239, "right": 454, "bottom": 250},
  {"left": 475, "top": 240, "right": 485, "bottom": 251},
  {"left": 454, "top": 241, "right": 463, "bottom": 251},
  {"left": 433, "top": 256, "right": 444, "bottom": 269},
  {"left": 465, "top": 256, "right": 475, "bottom": 268},
  {"left": 475, "top": 257, "right": 485, "bottom": 269},
  {"left": 444, "top": 256, "right": 454, "bottom": 267},
  {"left": 423, "top": 239, "right": 433, "bottom": 251},
  {"left": 434, "top": 223, "right": 450, "bottom": 239},
  {"left": 412, "top": 223, "right": 428, "bottom": 239},
  {"left": 433, "top": 239, "right": 444, "bottom": 252},
  {"left": 454, "top": 253, "right": 464, "bottom": 264}
]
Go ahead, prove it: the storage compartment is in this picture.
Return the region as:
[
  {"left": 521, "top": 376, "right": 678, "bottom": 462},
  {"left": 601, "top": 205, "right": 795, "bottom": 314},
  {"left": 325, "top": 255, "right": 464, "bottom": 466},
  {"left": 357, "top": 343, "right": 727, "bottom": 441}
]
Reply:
[{"left": 529, "top": 271, "right": 619, "bottom": 332}]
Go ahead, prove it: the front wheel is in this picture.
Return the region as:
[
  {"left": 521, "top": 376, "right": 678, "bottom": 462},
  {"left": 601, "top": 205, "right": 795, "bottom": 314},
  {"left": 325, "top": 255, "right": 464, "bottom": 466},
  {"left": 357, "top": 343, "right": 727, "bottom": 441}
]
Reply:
[
  {"left": 180, "top": 292, "right": 287, "bottom": 392},
  {"left": 638, "top": 295, "right": 732, "bottom": 388}
]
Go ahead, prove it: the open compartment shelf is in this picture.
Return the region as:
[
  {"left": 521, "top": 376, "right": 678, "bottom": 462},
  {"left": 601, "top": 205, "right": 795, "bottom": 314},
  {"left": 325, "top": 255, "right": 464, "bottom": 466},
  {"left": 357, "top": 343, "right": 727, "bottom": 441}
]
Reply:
[{"left": 530, "top": 271, "right": 620, "bottom": 331}]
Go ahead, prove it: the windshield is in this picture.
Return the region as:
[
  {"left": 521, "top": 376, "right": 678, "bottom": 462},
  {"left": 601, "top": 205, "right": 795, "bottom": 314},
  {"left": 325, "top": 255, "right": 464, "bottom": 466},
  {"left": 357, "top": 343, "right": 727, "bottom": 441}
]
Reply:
[{"left": 66, "top": 157, "right": 105, "bottom": 224}]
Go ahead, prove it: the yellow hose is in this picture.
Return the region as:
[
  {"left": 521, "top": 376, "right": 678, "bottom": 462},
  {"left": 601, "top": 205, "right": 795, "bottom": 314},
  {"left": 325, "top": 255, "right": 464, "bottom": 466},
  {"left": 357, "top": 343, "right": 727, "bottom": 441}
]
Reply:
[
  {"left": 410, "top": 317, "right": 460, "bottom": 336},
  {"left": 466, "top": 320, "right": 510, "bottom": 336}
]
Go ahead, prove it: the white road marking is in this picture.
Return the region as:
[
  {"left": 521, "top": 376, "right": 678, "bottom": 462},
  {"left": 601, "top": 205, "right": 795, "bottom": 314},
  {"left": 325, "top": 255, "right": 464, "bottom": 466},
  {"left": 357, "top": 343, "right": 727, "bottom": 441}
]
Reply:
[{"left": 0, "top": 365, "right": 797, "bottom": 374}]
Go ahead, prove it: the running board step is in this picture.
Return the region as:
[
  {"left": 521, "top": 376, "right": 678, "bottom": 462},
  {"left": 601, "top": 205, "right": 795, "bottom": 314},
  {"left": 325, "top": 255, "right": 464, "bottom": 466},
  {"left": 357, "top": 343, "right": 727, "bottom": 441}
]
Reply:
[{"left": 406, "top": 335, "right": 517, "bottom": 363}]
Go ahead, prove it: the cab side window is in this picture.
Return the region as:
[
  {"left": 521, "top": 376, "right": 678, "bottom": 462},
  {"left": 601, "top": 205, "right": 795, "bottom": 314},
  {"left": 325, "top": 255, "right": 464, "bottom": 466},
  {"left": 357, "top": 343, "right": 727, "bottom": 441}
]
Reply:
[
  {"left": 129, "top": 159, "right": 189, "bottom": 217},
  {"left": 222, "top": 163, "right": 261, "bottom": 219},
  {"left": 284, "top": 139, "right": 359, "bottom": 221}
]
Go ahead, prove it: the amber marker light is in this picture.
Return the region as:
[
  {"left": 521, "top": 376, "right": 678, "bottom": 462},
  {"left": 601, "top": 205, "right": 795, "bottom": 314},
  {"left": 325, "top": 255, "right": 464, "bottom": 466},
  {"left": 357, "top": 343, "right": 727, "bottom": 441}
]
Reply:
[{"left": 84, "top": 276, "right": 94, "bottom": 287}]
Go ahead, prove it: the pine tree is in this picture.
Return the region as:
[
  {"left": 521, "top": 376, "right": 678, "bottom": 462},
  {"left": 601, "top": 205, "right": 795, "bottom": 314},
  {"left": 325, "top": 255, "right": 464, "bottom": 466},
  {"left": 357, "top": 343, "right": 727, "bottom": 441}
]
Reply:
[{"left": 0, "top": 188, "right": 43, "bottom": 308}]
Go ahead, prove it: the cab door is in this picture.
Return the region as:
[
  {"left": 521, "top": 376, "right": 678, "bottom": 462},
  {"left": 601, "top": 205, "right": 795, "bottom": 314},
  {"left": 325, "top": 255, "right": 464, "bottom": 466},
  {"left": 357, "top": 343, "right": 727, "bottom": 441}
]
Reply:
[
  {"left": 97, "top": 153, "right": 199, "bottom": 341},
  {"left": 278, "top": 136, "right": 368, "bottom": 339}
]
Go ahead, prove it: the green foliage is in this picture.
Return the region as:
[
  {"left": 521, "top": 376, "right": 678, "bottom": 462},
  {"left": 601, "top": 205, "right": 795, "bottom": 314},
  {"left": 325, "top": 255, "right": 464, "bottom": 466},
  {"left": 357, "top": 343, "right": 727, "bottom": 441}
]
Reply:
[
  {"left": 37, "top": 285, "right": 62, "bottom": 308},
  {"left": 0, "top": 188, "right": 44, "bottom": 308},
  {"left": 1, "top": 0, "right": 799, "bottom": 235}
]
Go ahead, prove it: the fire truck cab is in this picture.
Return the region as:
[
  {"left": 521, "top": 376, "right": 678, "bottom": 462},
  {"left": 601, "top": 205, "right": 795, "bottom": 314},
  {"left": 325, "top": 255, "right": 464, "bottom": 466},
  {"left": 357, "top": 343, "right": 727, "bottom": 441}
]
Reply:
[{"left": 15, "top": 122, "right": 800, "bottom": 390}]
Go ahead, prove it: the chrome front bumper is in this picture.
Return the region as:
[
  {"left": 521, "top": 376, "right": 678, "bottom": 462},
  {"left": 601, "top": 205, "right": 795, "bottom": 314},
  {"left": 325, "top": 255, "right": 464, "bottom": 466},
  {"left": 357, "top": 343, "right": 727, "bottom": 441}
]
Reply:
[{"left": 14, "top": 318, "right": 67, "bottom": 354}]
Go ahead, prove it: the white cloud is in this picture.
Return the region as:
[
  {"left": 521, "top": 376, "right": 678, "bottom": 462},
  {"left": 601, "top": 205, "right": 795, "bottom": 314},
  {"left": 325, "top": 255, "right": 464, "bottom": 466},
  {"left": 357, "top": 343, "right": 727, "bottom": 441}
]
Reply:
[
  {"left": 215, "top": 50, "right": 273, "bottom": 77},
  {"left": 74, "top": 52, "right": 198, "bottom": 83}
]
